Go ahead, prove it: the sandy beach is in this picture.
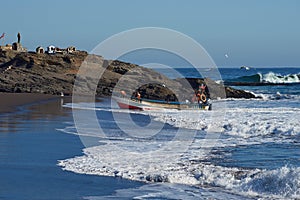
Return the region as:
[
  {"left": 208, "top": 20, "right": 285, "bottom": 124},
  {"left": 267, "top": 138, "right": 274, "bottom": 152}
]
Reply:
[{"left": 0, "top": 93, "right": 59, "bottom": 113}]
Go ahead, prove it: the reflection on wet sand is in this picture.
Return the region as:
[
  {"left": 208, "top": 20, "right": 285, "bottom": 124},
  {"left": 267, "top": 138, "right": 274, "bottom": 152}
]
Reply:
[{"left": 0, "top": 97, "right": 72, "bottom": 134}]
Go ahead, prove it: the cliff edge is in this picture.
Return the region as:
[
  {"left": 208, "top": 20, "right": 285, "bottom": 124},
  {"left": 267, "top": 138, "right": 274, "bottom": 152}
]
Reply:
[{"left": 0, "top": 50, "right": 256, "bottom": 100}]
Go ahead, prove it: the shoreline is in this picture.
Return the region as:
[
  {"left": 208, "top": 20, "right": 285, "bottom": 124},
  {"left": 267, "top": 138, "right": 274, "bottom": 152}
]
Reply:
[
  {"left": 0, "top": 93, "right": 60, "bottom": 113},
  {"left": 0, "top": 95, "right": 143, "bottom": 199}
]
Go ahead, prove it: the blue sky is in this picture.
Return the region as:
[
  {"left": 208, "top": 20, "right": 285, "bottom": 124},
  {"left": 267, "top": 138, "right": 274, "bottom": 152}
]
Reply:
[{"left": 1, "top": 0, "right": 299, "bottom": 66}]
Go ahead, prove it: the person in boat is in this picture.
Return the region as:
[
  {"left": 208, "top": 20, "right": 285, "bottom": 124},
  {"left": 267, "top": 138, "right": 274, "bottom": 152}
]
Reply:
[
  {"left": 195, "top": 83, "right": 210, "bottom": 104},
  {"left": 195, "top": 90, "right": 206, "bottom": 104},
  {"left": 120, "top": 90, "right": 127, "bottom": 98},
  {"left": 136, "top": 91, "right": 141, "bottom": 103},
  {"left": 200, "top": 83, "right": 210, "bottom": 98}
]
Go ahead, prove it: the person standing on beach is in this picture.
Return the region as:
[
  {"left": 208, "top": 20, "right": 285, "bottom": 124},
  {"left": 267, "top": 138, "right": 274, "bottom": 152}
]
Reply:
[{"left": 17, "top": 32, "right": 21, "bottom": 43}]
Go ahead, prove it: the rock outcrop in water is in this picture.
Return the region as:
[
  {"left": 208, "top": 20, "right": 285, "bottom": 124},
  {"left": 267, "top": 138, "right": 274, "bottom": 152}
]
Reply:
[{"left": 0, "top": 50, "right": 256, "bottom": 99}]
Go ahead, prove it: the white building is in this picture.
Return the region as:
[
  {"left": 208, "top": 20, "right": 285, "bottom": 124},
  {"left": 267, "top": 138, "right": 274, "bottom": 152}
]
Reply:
[{"left": 47, "top": 45, "right": 56, "bottom": 54}]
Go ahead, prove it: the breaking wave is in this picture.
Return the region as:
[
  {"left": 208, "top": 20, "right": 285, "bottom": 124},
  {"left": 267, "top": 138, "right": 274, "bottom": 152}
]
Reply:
[
  {"left": 58, "top": 142, "right": 300, "bottom": 199},
  {"left": 225, "top": 72, "right": 300, "bottom": 85},
  {"left": 59, "top": 101, "right": 300, "bottom": 199},
  {"left": 263, "top": 72, "right": 300, "bottom": 84}
]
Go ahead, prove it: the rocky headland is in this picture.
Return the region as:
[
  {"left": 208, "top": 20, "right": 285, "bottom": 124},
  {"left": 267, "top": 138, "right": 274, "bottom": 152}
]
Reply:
[{"left": 0, "top": 50, "right": 256, "bottom": 100}]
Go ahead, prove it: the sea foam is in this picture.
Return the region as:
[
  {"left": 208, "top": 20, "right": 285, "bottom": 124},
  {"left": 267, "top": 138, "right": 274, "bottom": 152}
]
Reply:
[{"left": 59, "top": 100, "right": 300, "bottom": 199}]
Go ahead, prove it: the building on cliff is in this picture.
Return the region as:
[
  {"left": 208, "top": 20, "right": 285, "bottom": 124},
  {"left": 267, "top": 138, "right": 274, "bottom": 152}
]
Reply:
[
  {"left": 47, "top": 45, "right": 56, "bottom": 54},
  {"left": 0, "top": 32, "right": 27, "bottom": 52},
  {"left": 36, "top": 46, "right": 44, "bottom": 54},
  {"left": 67, "top": 46, "right": 76, "bottom": 53},
  {"left": 0, "top": 43, "right": 27, "bottom": 52},
  {"left": 0, "top": 44, "right": 12, "bottom": 51},
  {"left": 12, "top": 42, "right": 27, "bottom": 52},
  {"left": 45, "top": 45, "right": 77, "bottom": 54}
]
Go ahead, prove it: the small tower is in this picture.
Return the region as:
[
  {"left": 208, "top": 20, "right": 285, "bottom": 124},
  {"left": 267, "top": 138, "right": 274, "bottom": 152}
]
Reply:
[
  {"left": 17, "top": 32, "right": 21, "bottom": 43},
  {"left": 12, "top": 32, "right": 27, "bottom": 52}
]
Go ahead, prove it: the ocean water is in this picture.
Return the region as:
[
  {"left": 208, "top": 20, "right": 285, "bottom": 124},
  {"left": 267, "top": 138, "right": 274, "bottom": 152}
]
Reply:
[
  {"left": 58, "top": 67, "right": 300, "bottom": 199},
  {"left": 0, "top": 99, "right": 143, "bottom": 200},
  {"left": 2, "top": 67, "right": 299, "bottom": 199},
  {"left": 156, "top": 67, "right": 300, "bottom": 97}
]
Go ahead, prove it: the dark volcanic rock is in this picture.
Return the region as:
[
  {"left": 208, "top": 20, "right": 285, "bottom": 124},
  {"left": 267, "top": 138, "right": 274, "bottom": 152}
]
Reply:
[
  {"left": 0, "top": 50, "right": 88, "bottom": 95},
  {"left": 0, "top": 50, "right": 256, "bottom": 100},
  {"left": 177, "top": 77, "right": 256, "bottom": 99}
]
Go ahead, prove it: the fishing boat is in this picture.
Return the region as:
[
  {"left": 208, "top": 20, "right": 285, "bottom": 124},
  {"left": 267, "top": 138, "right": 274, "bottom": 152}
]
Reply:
[
  {"left": 240, "top": 66, "right": 250, "bottom": 70},
  {"left": 113, "top": 96, "right": 212, "bottom": 111}
]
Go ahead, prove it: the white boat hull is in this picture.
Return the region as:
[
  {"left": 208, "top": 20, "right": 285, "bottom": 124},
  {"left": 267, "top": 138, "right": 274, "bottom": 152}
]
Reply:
[{"left": 113, "top": 97, "right": 211, "bottom": 111}]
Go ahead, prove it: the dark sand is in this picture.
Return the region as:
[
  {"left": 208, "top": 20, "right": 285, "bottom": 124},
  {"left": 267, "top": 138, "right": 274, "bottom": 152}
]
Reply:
[{"left": 0, "top": 93, "right": 59, "bottom": 113}]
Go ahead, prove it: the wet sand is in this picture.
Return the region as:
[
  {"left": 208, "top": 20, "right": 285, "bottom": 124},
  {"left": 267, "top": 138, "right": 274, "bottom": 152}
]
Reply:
[
  {"left": 0, "top": 93, "right": 59, "bottom": 113},
  {"left": 0, "top": 96, "right": 143, "bottom": 199}
]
